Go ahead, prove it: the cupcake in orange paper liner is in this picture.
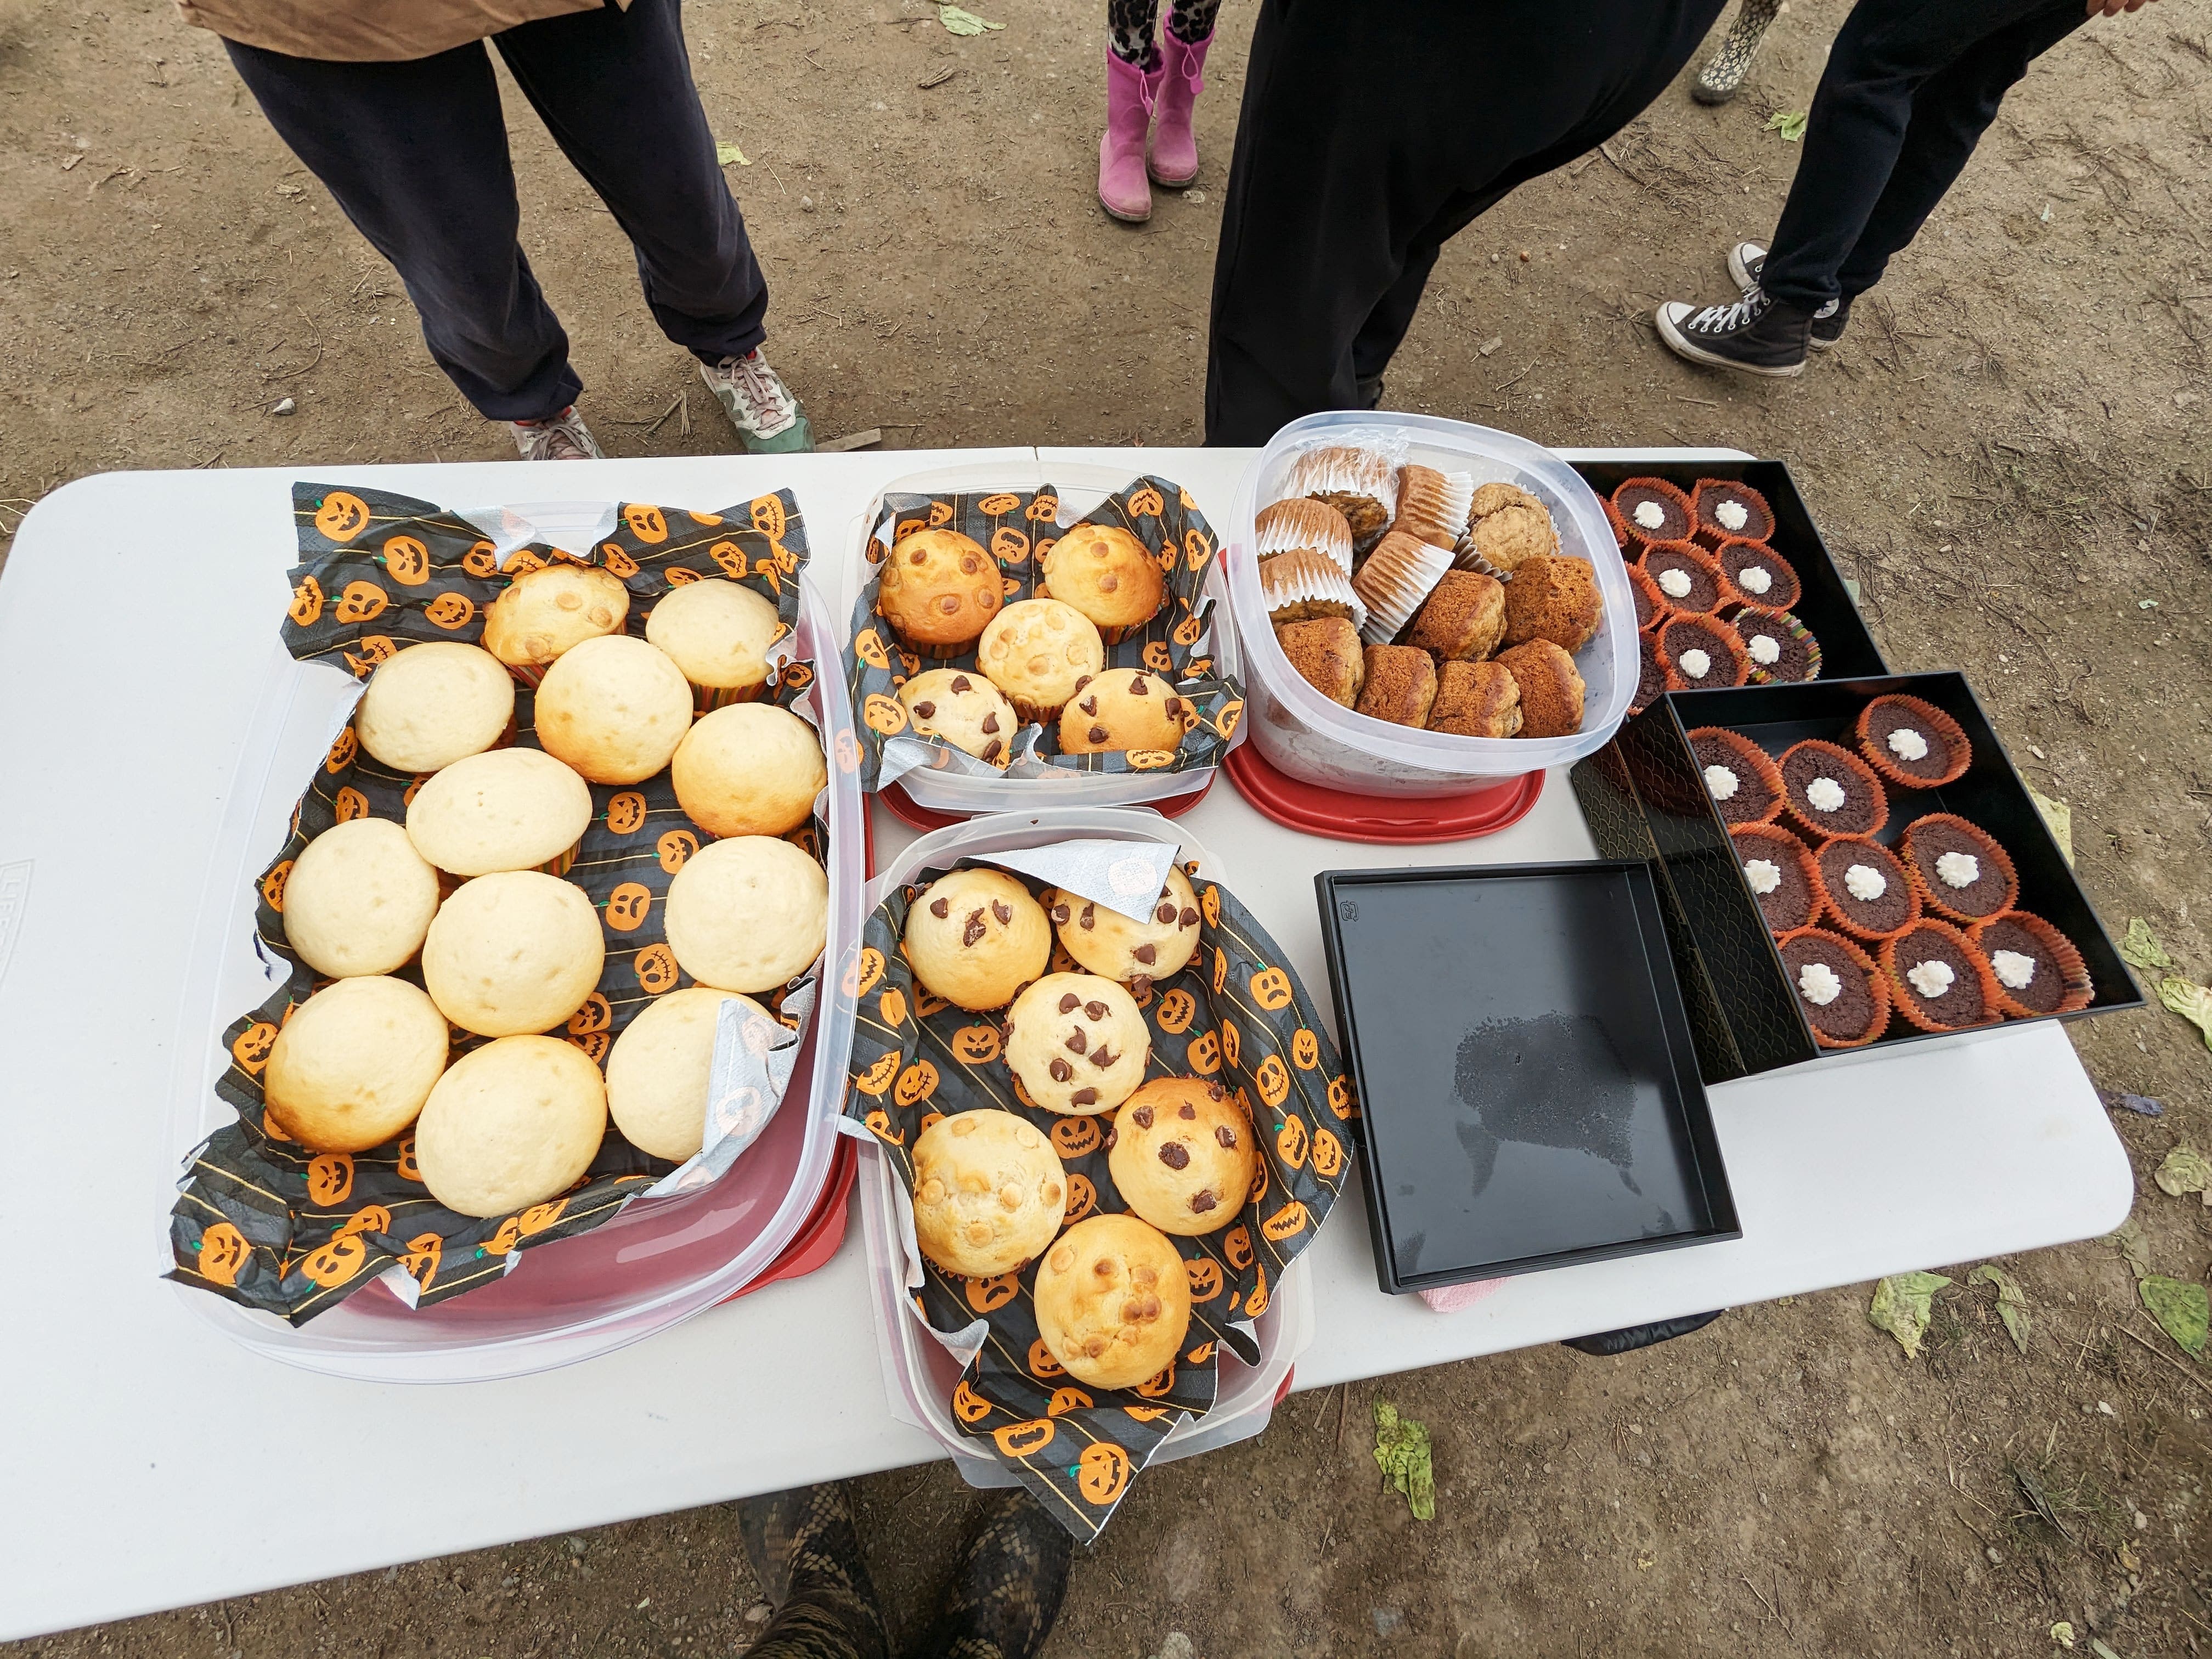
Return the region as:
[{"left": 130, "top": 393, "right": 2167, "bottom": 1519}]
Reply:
[
  {"left": 1685, "top": 726, "right": 1785, "bottom": 827},
  {"left": 1712, "top": 538, "right": 1801, "bottom": 610},
  {"left": 1778, "top": 738, "right": 1888, "bottom": 840},
  {"left": 1856, "top": 694, "right": 1971, "bottom": 790},
  {"left": 1733, "top": 823, "right": 1822, "bottom": 935},
  {"left": 1881, "top": 918, "right": 2004, "bottom": 1033},
  {"left": 1611, "top": 477, "right": 1695, "bottom": 551},
  {"left": 1639, "top": 540, "right": 1726, "bottom": 614},
  {"left": 1657, "top": 613, "right": 1750, "bottom": 691},
  {"left": 1776, "top": 926, "right": 1892, "bottom": 1048},
  {"left": 1691, "top": 478, "right": 1775, "bottom": 549},
  {"left": 1900, "top": 813, "right": 2017, "bottom": 923},
  {"left": 1968, "top": 911, "right": 2092, "bottom": 1018},
  {"left": 1811, "top": 835, "right": 1921, "bottom": 944}
]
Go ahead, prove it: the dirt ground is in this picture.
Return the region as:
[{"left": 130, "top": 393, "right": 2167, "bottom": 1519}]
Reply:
[{"left": 5, "top": 0, "right": 2212, "bottom": 1653}]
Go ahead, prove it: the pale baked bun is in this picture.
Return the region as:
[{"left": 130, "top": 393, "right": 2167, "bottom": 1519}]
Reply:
[
  {"left": 1034, "top": 1214, "right": 1191, "bottom": 1390},
  {"left": 903, "top": 868, "right": 1051, "bottom": 1012},
  {"left": 1106, "top": 1076, "right": 1254, "bottom": 1235},
  {"left": 663, "top": 835, "right": 827, "bottom": 993},
  {"left": 670, "top": 702, "right": 825, "bottom": 838},
  {"left": 532, "top": 634, "right": 695, "bottom": 785},
  {"left": 405, "top": 746, "right": 593, "bottom": 877},
  {"left": 898, "top": 668, "right": 1019, "bottom": 769},
  {"left": 481, "top": 563, "right": 630, "bottom": 668},
  {"left": 421, "top": 871, "right": 606, "bottom": 1037},
  {"left": 356, "top": 642, "right": 516, "bottom": 774},
  {"left": 877, "top": 528, "right": 1003, "bottom": 653},
  {"left": 263, "top": 975, "right": 448, "bottom": 1153},
  {"left": 281, "top": 818, "right": 440, "bottom": 978},
  {"left": 975, "top": 599, "right": 1105, "bottom": 722},
  {"left": 910, "top": 1110, "right": 1067, "bottom": 1278},
  {"left": 1005, "top": 972, "right": 1150, "bottom": 1114},
  {"left": 414, "top": 1035, "right": 607, "bottom": 1217},
  {"left": 604, "top": 985, "right": 776, "bottom": 1161},
  {"left": 1052, "top": 866, "right": 1201, "bottom": 986},
  {"left": 1040, "top": 523, "right": 1165, "bottom": 631},
  {"left": 644, "top": 577, "right": 780, "bottom": 693}
]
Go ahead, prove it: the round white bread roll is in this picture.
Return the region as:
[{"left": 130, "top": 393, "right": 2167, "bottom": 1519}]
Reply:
[
  {"left": 355, "top": 642, "right": 516, "bottom": 774},
  {"left": 263, "top": 975, "right": 449, "bottom": 1153},
  {"left": 604, "top": 985, "right": 777, "bottom": 1161},
  {"left": 481, "top": 563, "right": 630, "bottom": 668},
  {"left": 421, "top": 871, "right": 606, "bottom": 1037},
  {"left": 414, "top": 1035, "right": 608, "bottom": 1217},
  {"left": 663, "top": 835, "right": 827, "bottom": 994},
  {"left": 532, "top": 634, "right": 694, "bottom": 785},
  {"left": 1032, "top": 1213, "right": 1191, "bottom": 1391},
  {"left": 644, "top": 578, "right": 781, "bottom": 693},
  {"left": 910, "top": 1110, "right": 1067, "bottom": 1279},
  {"left": 901, "top": 869, "right": 1051, "bottom": 1012},
  {"left": 281, "top": 818, "right": 441, "bottom": 978},
  {"left": 670, "top": 703, "right": 826, "bottom": 839},
  {"left": 405, "top": 746, "right": 594, "bottom": 876}
]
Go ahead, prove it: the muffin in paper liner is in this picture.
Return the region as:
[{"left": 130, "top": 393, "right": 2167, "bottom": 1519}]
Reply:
[
  {"left": 1775, "top": 927, "right": 1892, "bottom": 1048},
  {"left": 1691, "top": 478, "right": 1776, "bottom": 549},
  {"left": 170, "top": 482, "right": 828, "bottom": 1324},
  {"left": 1639, "top": 539, "right": 1726, "bottom": 614},
  {"left": 1684, "top": 726, "right": 1786, "bottom": 827},
  {"left": 1630, "top": 628, "right": 1668, "bottom": 716},
  {"left": 1856, "top": 694, "right": 1971, "bottom": 789},
  {"left": 1610, "top": 477, "right": 1696, "bottom": 551},
  {"left": 1395, "top": 464, "right": 1475, "bottom": 551},
  {"left": 1603, "top": 497, "right": 1632, "bottom": 553},
  {"left": 1352, "top": 529, "right": 1453, "bottom": 645},
  {"left": 1712, "top": 537, "right": 1802, "bottom": 611},
  {"left": 1458, "top": 482, "right": 1560, "bottom": 577},
  {"left": 1658, "top": 612, "right": 1750, "bottom": 690},
  {"left": 1726, "top": 604, "right": 1822, "bottom": 685},
  {"left": 1274, "top": 437, "right": 1407, "bottom": 554},
  {"left": 1626, "top": 562, "right": 1668, "bottom": 632},
  {"left": 1812, "top": 834, "right": 1923, "bottom": 944},
  {"left": 843, "top": 845, "right": 1351, "bottom": 1542},
  {"left": 1900, "top": 812, "right": 2018, "bottom": 924},
  {"left": 1731, "top": 822, "right": 1824, "bottom": 935},
  {"left": 1255, "top": 498, "right": 1355, "bottom": 575},
  {"left": 1259, "top": 547, "right": 1367, "bottom": 631},
  {"left": 1881, "top": 918, "right": 2004, "bottom": 1032},
  {"left": 1778, "top": 738, "right": 1889, "bottom": 842},
  {"left": 1969, "top": 910, "right": 2093, "bottom": 1018}
]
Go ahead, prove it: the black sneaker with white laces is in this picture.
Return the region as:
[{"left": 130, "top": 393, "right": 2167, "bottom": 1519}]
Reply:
[
  {"left": 1726, "top": 242, "right": 1850, "bottom": 346},
  {"left": 1654, "top": 285, "right": 1815, "bottom": 377}
]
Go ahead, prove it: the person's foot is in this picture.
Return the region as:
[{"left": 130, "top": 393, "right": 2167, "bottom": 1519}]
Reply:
[
  {"left": 1654, "top": 286, "right": 1814, "bottom": 377},
  {"left": 1148, "top": 29, "right": 1212, "bottom": 188},
  {"left": 1692, "top": 0, "right": 1781, "bottom": 105},
  {"left": 909, "top": 1489, "right": 1074, "bottom": 1659},
  {"left": 733, "top": 1483, "right": 889, "bottom": 1659},
  {"left": 1099, "top": 49, "right": 1162, "bottom": 223},
  {"left": 504, "top": 405, "right": 605, "bottom": 460},
  {"left": 700, "top": 349, "right": 815, "bottom": 453},
  {"left": 1725, "top": 242, "right": 1850, "bottom": 345}
]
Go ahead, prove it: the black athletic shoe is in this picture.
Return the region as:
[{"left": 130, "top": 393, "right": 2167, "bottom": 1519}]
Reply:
[
  {"left": 1725, "top": 242, "right": 1849, "bottom": 346},
  {"left": 1655, "top": 285, "right": 1815, "bottom": 377}
]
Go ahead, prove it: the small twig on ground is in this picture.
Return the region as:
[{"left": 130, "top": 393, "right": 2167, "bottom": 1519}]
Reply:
[
  {"left": 2119, "top": 1324, "right": 2212, "bottom": 1398},
  {"left": 1740, "top": 1577, "right": 1781, "bottom": 1623},
  {"left": 1335, "top": 1383, "right": 1349, "bottom": 1451}
]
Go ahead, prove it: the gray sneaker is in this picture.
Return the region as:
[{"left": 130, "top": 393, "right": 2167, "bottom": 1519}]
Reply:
[
  {"left": 504, "top": 405, "right": 605, "bottom": 460},
  {"left": 701, "top": 349, "right": 815, "bottom": 454}
]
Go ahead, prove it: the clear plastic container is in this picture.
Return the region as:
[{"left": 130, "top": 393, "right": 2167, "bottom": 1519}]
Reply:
[
  {"left": 842, "top": 460, "right": 1242, "bottom": 816},
  {"left": 1227, "top": 411, "right": 1635, "bottom": 798},
  {"left": 163, "top": 571, "right": 866, "bottom": 1383},
  {"left": 838, "top": 806, "right": 1315, "bottom": 1483}
]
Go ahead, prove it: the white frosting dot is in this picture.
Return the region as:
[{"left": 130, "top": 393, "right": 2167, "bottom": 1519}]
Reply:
[
  {"left": 1703, "top": 764, "right": 1741, "bottom": 801},
  {"left": 1797, "top": 962, "right": 1843, "bottom": 1006},
  {"left": 1715, "top": 499, "right": 1750, "bottom": 532},
  {"left": 1886, "top": 726, "right": 1930, "bottom": 762},
  {"left": 1992, "top": 949, "right": 2038, "bottom": 990},
  {"left": 1656, "top": 567, "right": 1693, "bottom": 599},
  {"left": 1743, "top": 857, "right": 1781, "bottom": 895},
  {"left": 1678, "top": 648, "right": 1713, "bottom": 679},
  {"left": 1806, "top": 776, "right": 1847, "bottom": 812},
  {"left": 1748, "top": 633, "right": 1781, "bottom": 666},
  {"left": 1736, "top": 565, "right": 1773, "bottom": 595},
  {"left": 1906, "top": 958, "right": 1957, "bottom": 1000},
  {"left": 1843, "top": 863, "right": 1887, "bottom": 902},
  {"left": 1935, "top": 850, "right": 1981, "bottom": 889},
  {"left": 1633, "top": 500, "right": 1666, "bottom": 531}
]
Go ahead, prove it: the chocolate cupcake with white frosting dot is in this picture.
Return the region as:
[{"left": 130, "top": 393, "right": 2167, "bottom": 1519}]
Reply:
[
  {"left": 1776, "top": 926, "right": 1891, "bottom": 1048},
  {"left": 1968, "top": 911, "right": 2092, "bottom": 1018},
  {"left": 1714, "top": 539, "right": 1802, "bottom": 611},
  {"left": 1611, "top": 477, "right": 1695, "bottom": 551},
  {"left": 1686, "top": 726, "right": 1784, "bottom": 827},
  {"left": 1691, "top": 479, "right": 1776, "bottom": 550},
  {"left": 1812, "top": 835, "right": 1921, "bottom": 943},
  {"left": 1779, "top": 738, "right": 1889, "bottom": 840},
  {"left": 1733, "top": 824, "right": 1821, "bottom": 934},
  {"left": 1881, "top": 918, "right": 2001, "bottom": 1032},
  {"left": 1725, "top": 606, "right": 1822, "bottom": 685},
  {"left": 1900, "top": 814, "right": 2017, "bottom": 922},
  {"left": 1640, "top": 541, "right": 1725, "bottom": 614},
  {"left": 1658, "top": 613, "right": 1750, "bottom": 690},
  {"left": 1855, "top": 695, "right": 1971, "bottom": 789}
]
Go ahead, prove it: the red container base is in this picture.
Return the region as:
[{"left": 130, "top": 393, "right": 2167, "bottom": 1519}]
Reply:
[
  {"left": 1224, "top": 744, "right": 1544, "bottom": 844},
  {"left": 720, "top": 1135, "right": 858, "bottom": 1305},
  {"left": 877, "top": 773, "right": 1215, "bottom": 833}
]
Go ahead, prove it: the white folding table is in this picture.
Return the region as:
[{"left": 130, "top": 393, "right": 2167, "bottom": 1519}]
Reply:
[{"left": 0, "top": 448, "right": 2132, "bottom": 1641}]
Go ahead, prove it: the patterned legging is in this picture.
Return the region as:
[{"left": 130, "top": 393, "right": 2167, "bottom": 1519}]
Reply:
[{"left": 1109, "top": 0, "right": 1222, "bottom": 70}]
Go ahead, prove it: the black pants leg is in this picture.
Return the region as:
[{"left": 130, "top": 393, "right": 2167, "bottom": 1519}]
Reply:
[
  {"left": 1204, "top": 0, "right": 1723, "bottom": 445},
  {"left": 1759, "top": 0, "right": 2085, "bottom": 308}
]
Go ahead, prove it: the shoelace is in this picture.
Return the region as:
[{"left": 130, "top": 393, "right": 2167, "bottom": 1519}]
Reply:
[
  {"left": 723, "top": 353, "right": 796, "bottom": 433},
  {"left": 1689, "top": 288, "right": 1769, "bottom": 334},
  {"left": 511, "top": 410, "right": 595, "bottom": 461}
]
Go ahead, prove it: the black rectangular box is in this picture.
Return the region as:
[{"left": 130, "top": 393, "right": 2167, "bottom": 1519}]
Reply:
[{"left": 1316, "top": 861, "right": 1741, "bottom": 1294}]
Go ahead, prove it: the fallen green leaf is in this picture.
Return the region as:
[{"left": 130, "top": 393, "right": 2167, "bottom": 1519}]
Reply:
[
  {"left": 2154, "top": 1144, "right": 2212, "bottom": 1199},
  {"left": 2026, "top": 786, "right": 2072, "bottom": 867},
  {"left": 2157, "top": 975, "right": 2212, "bottom": 1051},
  {"left": 1372, "top": 1400, "right": 1436, "bottom": 1521},
  {"left": 1764, "top": 109, "right": 1808, "bottom": 142},
  {"left": 715, "top": 141, "right": 749, "bottom": 166},
  {"left": 2050, "top": 1621, "right": 2075, "bottom": 1650},
  {"left": 938, "top": 3, "right": 1003, "bottom": 33},
  {"left": 1970, "top": 1263, "right": 2030, "bottom": 1355},
  {"left": 1868, "top": 1271, "right": 1951, "bottom": 1359},
  {"left": 2141, "top": 1276, "right": 2209, "bottom": 1359},
  {"left": 2106, "top": 1218, "right": 2151, "bottom": 1280},
  {"left": 2120, "top": 917, "right": 2172, "bottom": 972}
]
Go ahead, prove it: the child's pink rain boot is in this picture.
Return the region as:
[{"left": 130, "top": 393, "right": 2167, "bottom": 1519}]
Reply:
[
  {"left": 1098, "top": 49, "right": 1162, "bottom": 223},
  {"left": 1149, "top": 29, "right": 1212, "bottom": 188}
]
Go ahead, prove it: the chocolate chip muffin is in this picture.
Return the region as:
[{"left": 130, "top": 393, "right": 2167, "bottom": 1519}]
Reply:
[
  {"left": 1057, "top": 666, "right": 1190, "bottom": 755},
  {"left": 1005, "top": 972, "right": 1152, "bottom": 1114},
  {"left": 1107, "top": 1076, "right": 1255, "bottom": 1236},
  {"left": 1052, "top": 865, "right": 1203, "bottom": 988},
  {"left": 899, "top": 668, "right": 1020, "bottom": 769}
]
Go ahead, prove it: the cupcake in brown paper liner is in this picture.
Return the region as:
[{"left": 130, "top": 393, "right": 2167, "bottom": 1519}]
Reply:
[
  {"left": 1712, "top": 538, "right": 1801, "bottom": 611},
  {"left": 1395, "top": 464, "right": 1475, "bottom": 551},
  {"left": 1626, "top": 562, "right": 1668, "bottom": 633},
  {"left": 645, "top": 576, "right": 784, "bottom": 712},
  {"left": 1255, "top": 497, "right": 1355, "bottom": 575},
  {"left": 1277, "top": 444, "right": 1400, "bottom": 552},
  {"left": 1776, "top": 927, "right": 1892, "bottom": 1048},
  {"left": 1969, "top": 911, "right": 2092, "bottom": 1018},
  {"left": 1611, "top": 477, "right": 1695, "bottom": 550},
  {"left": 1685, "top": 726, "right": 1785, "bottom": 827},
  {"left": 1726, "top": 605, "right": 1821, "bottom": 685},
  {"left": 1458, "top": 481, "right": 1560, "bottom": 576},
  {"left": 1881, "top": 918, "right": 2003, "bottom": 1032},
  {"left": 1259, "top": 548, "right": 1366, "bottom": 631},
  {"left": 1640, "top": 540, "right": 1725, "bottom": 614},
  {"left": 1778, "top": 738, "right": 1888, "bottom": 840},
  {"left": 1856, "top": 694, "right": 1971, "bottom": 789},
  {"left": 1733, "top": 823, "right": 1822, "bottom": 935},
  {"left": 1812, "top": 835, "right": 1922, "bottom": 943},
  {"left": 1658, "top": 612, "right": 1750, "bottom": 690},
  {"left": 1352, "top": 529, "right": 1453, "bottom": 644},
  {"left": 1900, "top": 814, "right": 2017, "bottom": 923},
  {"left": 1691, "top": 478, "right": 1776, "bottom": 549}
]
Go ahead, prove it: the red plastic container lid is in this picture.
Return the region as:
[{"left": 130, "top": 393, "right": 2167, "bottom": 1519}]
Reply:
[
  {"left": 877, "top": 773, "right": 1215, "bottom": 832},
  {"left": 1224, "top": 743, "right": 1544, "bottom": 844},
  {"left": 720, "top": 1133, "right": 857, "bottom": 1304}
]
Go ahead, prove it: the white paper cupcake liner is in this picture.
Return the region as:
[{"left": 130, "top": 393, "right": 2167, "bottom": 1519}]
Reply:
[
  {"left": 1260, "top": 548, "right": 1368, "bottom": 631},
  {"left": 1396, "top": 466, "right": 1475, "bottom": 551},
  {"left": 1351, "top": 532, "right": 1452, "bottom": 645},
  {"left": 1255, "top": 499, "right": 1356, "bottom": 575}
]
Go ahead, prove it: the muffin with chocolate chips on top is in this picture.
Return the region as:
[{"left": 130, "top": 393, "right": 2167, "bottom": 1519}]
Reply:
[
  {"left": 1057, "top": 666, "right": 1191, "bottom": 756},
  {"left": 1051, "top": 865, "right": 1203, "bottom": 989},
  {"left": 904, "top": 867, "right": 1052, "bottom": 1012},
  {"left": 1108, "top": 1076, "right": 1255, "bottom": 1237},
  {"left": 1004, "top": 972, "right": 1151, "bottom": 1114},
  {"left": 899, "top": 668, "right": 1020, "bottom": 770}
]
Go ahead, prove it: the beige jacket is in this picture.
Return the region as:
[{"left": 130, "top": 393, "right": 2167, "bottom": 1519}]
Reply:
[{"left": 176, "top": 0, "right": 630, "bottom": 60}]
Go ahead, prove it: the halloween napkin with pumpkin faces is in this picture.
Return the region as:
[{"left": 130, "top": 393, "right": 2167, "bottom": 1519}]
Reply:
[
  {"left": 846, "top": 478, "right": 1244, "bottom": 791},
  {"left": 841, "top": 843, "right": 1354, "bottom": 1541},
  {"left": 168, "top": 481, "right": 828, "bottom": 1323}
]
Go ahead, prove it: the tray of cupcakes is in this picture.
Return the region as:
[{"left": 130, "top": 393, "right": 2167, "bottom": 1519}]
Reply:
[
  {"left": 165, "top": 484, "right": 864, "bottom": 1382},
  {"left": 1570, "top": 671, "right": 2141, "bottom": 1083},
  {"left": 1223, "top": 411, "right": 1635, "bottom": 799},
  {"left": 837, "top": 808, "right": 1350, "bottom": 1538},
  {"left": 840, "top": 461, "right": 1245, "bottom": 818}
]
